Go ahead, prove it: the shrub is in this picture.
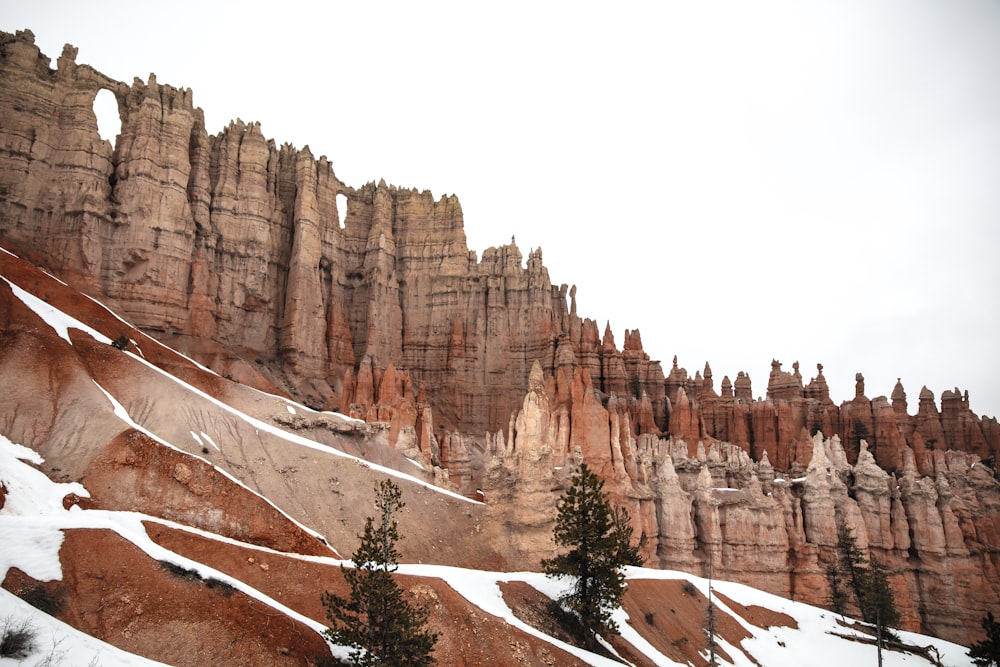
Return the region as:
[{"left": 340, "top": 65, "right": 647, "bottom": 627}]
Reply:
[
  {"left": 159, "top": 560, "right": 203, "bottom": 583},
  {"left": 110, "top": 334, "right": 129, "bottom": 351},
  {"left": 0, "top": 616, "right": 35, "bottom": 659},
  {"left": 18, "top": 584, "right": 64, "bottom": 615},
  {"left": 205, "top": 578, "right": 236, "bottom": 597}
]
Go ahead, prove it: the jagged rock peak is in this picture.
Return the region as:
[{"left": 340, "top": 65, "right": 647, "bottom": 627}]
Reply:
[
  {"left": 766, "top": 359, "right": 802, "bottom": 400},
  {"left": 807, "top": 431, "right": 830, "bottom": 474},
  {"left": 804, "top": 363, "right": 831, "bottom": 401},
  {"left": 892, "top": 378, "right": 907, "bottom": 402},
  {"left": 734, "top": 371, "right": 752, "bottom": 401},
  {"left": 527, "top": 360, "right": 545, "bottom": 392},
  {"left": 602, "top": 322, "right": 616, "bottom": 349}
]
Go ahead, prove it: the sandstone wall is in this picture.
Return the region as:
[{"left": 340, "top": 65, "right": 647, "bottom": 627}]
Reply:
[
  {"left": 4, "top": 30, "right": 995, "bottom": 466},
  {"left": 3, "top": 29, "right": 998, "bottom": 646},
  {"left": 0, "top": 29, "right": 669, "bottom": 437},
  {"left": 480, "top": 362, "right": 1000, "bottom": 646}
]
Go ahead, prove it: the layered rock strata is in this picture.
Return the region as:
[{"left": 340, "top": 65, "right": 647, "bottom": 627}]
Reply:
[
  {"left": 2, "top": 30, "right": 999, "bottom": 646},
  {"left": 2, "top": 31, "right": 996, "bottom": 466},
  {"left": 480, "top": 363, "right": 1000, "bottom": 646},
  {"left": 0, "top": 30, "right": 671, "bottom": 440}
]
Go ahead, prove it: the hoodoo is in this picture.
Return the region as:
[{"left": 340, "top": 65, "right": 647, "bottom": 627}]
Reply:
[{"left": 1, "top": 28, "right": 998, "bottom": 658}]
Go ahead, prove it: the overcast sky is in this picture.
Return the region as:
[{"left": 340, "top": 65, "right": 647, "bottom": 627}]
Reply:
[{"left": 5, "top": 1, "right": 999, "bottom": 417}]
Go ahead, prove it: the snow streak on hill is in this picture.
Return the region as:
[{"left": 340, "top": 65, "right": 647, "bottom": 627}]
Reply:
[{"left": 0, "top": 247, "right": 977, "bottom": 665}]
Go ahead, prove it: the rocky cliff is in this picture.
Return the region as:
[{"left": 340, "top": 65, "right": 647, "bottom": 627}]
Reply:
[
  {"left": 2, "top": 29, "right": 998, "bottom": 647},
  {"left": 1, "top": 28, "right": 653, "bottom": 444},
  {"left": 479, "top": 360, "right": 1000, "bottom": 645}
]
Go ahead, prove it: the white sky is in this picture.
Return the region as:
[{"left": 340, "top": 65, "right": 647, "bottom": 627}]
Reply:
[{"left": 4, "top": 0, "right": 999, "bottom": 416}]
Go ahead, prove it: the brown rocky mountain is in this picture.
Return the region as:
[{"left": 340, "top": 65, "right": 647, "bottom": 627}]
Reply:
[{"left": 1, "top": 26, "right": 998, "bottom": 655}]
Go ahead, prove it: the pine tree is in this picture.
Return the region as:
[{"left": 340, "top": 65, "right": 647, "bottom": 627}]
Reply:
[
  {"left": 833, "top": 523, "right": 899, "bottom": 643},
  {"left": 826, "top": 561, "right": 849, "bottom": 616},
  {"left": 835, "top": 523, "right": 868, "bottom": 610},
  {"left": 542, "top": 463, "right": 641, "bottom": 649},
  {"left": 859, "top": 554, "right": 899, "bottom": 640},
  {"left": 705, "top": 559, "right": 719, "bottom": 667},
  {"left": 610, "top": 504, "right": 645, "bottom": 568},
  {"left": 321, "top": 479, "right": 438, "bottom": 666},
  {"left": 968, "top": 612, "right": 1000, "bottom": 667}
]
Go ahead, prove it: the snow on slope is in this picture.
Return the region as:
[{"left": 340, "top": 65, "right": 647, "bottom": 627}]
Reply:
[
  {"left": 4, "top": 427, "right": 973, "bottom": 666},
  {"left": 390, "top": 561, "right": 975, "bottom": 667},
  {"left": 1, "top": 410, "right": 978, "bottom": 666},
  {"left": 620, "top": 569, "right": 974, "bottom": 667},
  {"left": 1, "top": 263, "right": 474, "bottom": 508},
  {"left": 0, "top": 250, "right": 978, "bottom": 666},
  {"left": 0, "top": 434, "right": 353, "bottom": 663},
  {"left": 0, "top": 588, "right": 170, "bottom": 666}
]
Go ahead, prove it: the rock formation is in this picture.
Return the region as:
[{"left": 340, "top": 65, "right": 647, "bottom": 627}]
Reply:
[
  {"left": 481, "top": 365, "right": 1000, "bottom": 645},
  {"left": 1, "top": 29, "right": 676, "bottom": 441},
  {"left": 2, "top": 30, "right": 999, "bottom": 647}
]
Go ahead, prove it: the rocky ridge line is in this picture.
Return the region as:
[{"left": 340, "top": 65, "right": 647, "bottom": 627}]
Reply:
[{"left": 1, "top": 29, "right": 998, "bottom": 646}]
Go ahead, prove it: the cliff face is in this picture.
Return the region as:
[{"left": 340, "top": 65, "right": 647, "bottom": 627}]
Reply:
[
  {"left": 680, "top": 360, "right": 999, "bottom": 475},
  {"left": 480, "top": 362, "right": 1000, "bottom": 645},
  {"left": 2, "top": 29, "right": 999, "bottom": 647},
  {"left": 4, "top": 29, "right": 995, "bottom": 465},
  {"left": 0, "top": 29, "right": 671, "bottom": 442}
]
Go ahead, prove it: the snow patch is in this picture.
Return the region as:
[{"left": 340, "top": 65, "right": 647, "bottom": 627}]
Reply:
[
  {"left": 201, "top": 431, "right": 220, "bottom": 451},
  {"left": 0, "top": 521, "right": 66, "bottom": 583},
  {"left": 0, "top": 434, "right": 88, "bottom": 517},
  {"left": 91, "top": 381, "right": 335, "bottom": 548},
  {"left": 1, "top": 276, "right": 111, "bottom": 345},
  {"left": 0, "top": 434, "right": 89, "bottom": 582},
  {"left": 39, "top": 268, "right": 69, "bottom": 286},
  {"left": 0, "top": 588, "right": 171, "bottom": 666}
]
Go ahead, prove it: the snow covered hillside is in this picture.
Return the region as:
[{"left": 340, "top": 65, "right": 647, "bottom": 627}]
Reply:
[{"left": 0, "top": 245, "right": 978, "bottom": 665}]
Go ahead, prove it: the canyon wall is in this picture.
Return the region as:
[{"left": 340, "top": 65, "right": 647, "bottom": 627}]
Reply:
[
  {"left": 479, "top": 360, "right": 1000, "bottom": 645},
  {"left": 2, "top": 30, "right": 999, "bottom": 645},
  {"left": 2, "top": 29, "right": 996, "bottom": 463},
  {"left": 0, "top": 29, "right": 670, "bottom": 443}
]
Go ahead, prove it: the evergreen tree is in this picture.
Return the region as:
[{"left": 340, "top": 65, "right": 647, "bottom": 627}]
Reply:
[
  {"left": 825, "top": 561, "right": 849, "bottom": 616},
  {"left": 859, "top": 554, "right": 899, "bottom": 639},
  {"left": 833, "top": 523, "right": 899, "bottom": 643},
  {"left": 969, "top": 612, "right": 1000, "bottom": 667},
  {"left": 610, "top": 504, "right": 645, "bottom": 568},
  {"left": 542, "top": 463, "right": 640, "bottom": 649},
  {"left": 705, "top": 560, "right": 719, "bottom": 667},
  {"left": 835, "top": 523, "right": 868, "bottom": 610},
  {"left": 321, "top": 479, "right": 438, "bottom": 666},
  {"left": 705, "top": 593, "right": 718, "bottom": 666}
]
